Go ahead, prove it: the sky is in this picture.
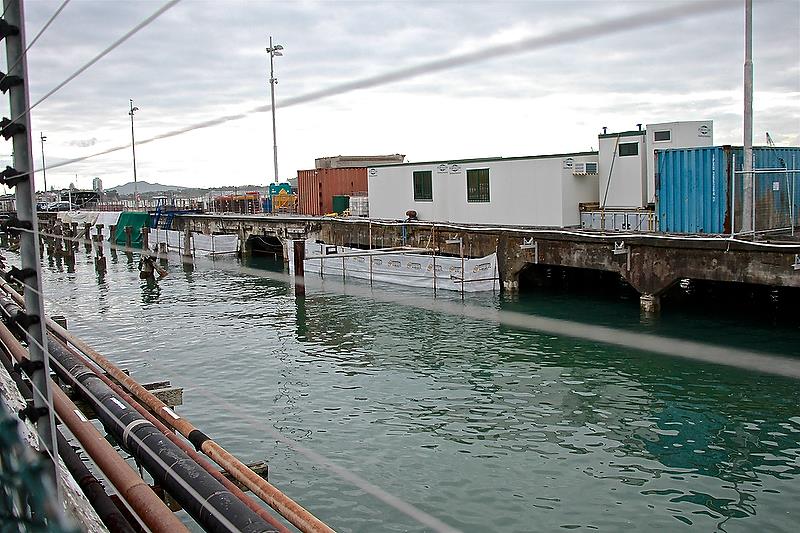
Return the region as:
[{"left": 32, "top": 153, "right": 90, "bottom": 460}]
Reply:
[{"left": 3, "top": 0, "right": 799, "bottom": 192}]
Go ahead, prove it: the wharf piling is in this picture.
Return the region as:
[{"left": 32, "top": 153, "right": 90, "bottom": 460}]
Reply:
[{"left": 293, "top": 240, "right": 305, "bottom": 297}]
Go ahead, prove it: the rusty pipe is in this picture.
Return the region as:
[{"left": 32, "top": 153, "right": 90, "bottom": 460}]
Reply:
[
  {"left": 50, "top": 335, "right": 292, "bottom": 533},
  {"left": 0, "top": 278, "right": 334, "bottom": 533},
  {"left": 0, "top": 322, "right": 189, "bottom": 533}
]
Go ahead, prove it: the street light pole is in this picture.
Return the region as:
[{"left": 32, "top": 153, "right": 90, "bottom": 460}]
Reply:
[
  {"left": 39, "top": 132, "right": 47, "bottom": 193},
  {"left": 129, "top": 99, "right": 139, "bottom": 208},
  {"left": 267, "top": 36, "right": 284, "bottom": 184}
]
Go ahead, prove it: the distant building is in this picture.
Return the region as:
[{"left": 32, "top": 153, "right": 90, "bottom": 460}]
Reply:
[
  {"left": 314, "top": 154, "right": 405, "bottom": 169},
  {"left": 92, "top": 177, "right": 103, "bottom": 192}
]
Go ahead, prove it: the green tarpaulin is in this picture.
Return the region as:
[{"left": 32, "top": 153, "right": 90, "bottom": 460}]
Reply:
[{"left": 112, "top": 211, "right": 151, "bottom": 246}]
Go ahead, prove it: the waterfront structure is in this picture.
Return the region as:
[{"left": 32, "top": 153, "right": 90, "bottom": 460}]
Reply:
[{"left": 367, "top": 152, "right": 599, "bottom": 227}]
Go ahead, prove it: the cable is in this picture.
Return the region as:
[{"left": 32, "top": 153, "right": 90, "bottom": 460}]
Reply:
[
  {"left": 0, "top": 0, "right": 72, "bottom": 89},
  {"left": 8, "top": 0, "right": 182, "bottom": 125},
  {"left": 7, "top": 0, "right": 736, "bottom": 181},
  {"left": 13, "top": 326, "right": 243, "bottom": 533}
]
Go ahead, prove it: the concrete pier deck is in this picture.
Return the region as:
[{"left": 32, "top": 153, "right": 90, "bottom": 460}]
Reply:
[{"left": 173, "top": 213, "right": 800, "bottom": 313}]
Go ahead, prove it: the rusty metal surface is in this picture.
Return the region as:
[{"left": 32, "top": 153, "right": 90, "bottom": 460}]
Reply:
[
  {"left": 298, "top": 167, "right": 368, "bottom": 215},
  {"left": 0, "top": 323, "right": 187, "bottom": 533},
  {"left": 37, "top": 302, "right": 335, "bottom": 533},
  {"left": 52, "top": 338, "right": 293, "bottom": 533}
]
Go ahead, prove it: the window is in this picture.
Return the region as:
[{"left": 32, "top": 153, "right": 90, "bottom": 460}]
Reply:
[
  {"left": 467, "top": 168, "right": 490, "bottom": 202},
  {"left": 654, "top": 130, "right": 671, "bottom": 142},
  {"left": 585, "top": 162, "right": 598, "bottom": 174},
  {"left": 619, "top": 142, "right": 639, "bottom": 157},
  {"left": 413, "top": 170, "right": 432, "bottom": 201}
]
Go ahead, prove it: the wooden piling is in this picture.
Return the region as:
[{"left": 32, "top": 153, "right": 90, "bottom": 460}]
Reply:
[
  {"left": 293, "top": 240, "right": 305, "bottom": 296},
  {"left": 141, "top": 226, "right": 149, "bottom": 250},
  {"left": 124, "top": 226, "right": 133, "bottom": 249}
]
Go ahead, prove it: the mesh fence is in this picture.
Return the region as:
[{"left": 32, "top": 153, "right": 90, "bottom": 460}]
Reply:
[{"left": 732, "top": 168, "right": 800, "bottom": 235}]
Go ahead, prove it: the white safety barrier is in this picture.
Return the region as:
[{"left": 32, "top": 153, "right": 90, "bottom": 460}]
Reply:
[
  {"left": 288, "top": 239, "right": 498, "bottom": 293},
  {"left": 150, "top": 228, "right": 239, "bottom": 256}
]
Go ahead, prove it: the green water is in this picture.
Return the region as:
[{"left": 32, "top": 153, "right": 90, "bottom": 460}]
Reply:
[{"left": 25, "top": 250, "right": 800, "bottom": 531}]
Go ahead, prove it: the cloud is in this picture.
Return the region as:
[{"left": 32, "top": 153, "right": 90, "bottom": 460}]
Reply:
[
  {"left": 66, "top": 137, "right": 98, "bottom": 147},
  {"left": 13, "top": 0, "right": 799, "bottom": 190}
]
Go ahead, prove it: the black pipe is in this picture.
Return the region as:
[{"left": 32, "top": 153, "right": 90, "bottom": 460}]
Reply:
[
  {"left": 0, "top": 346, "right": 137, "bottom": 533},
  {"left": 0, "top": 299, "right": 276, "bottom": 533}
]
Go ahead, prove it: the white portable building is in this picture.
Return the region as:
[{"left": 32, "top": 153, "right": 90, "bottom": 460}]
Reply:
[
  {"left": 598, "top": 129, "right": 647, "bottom": 209},
  {"left": 367, "top": 152, "right": 599, "bottom": 227},
  {"left": 645, "top": 120, "right": 713, "bottom": 204}
]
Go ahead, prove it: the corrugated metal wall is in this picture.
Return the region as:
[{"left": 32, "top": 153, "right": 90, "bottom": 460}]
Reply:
[
  {"left": 656, "top": 146, "right": 800, "bottom": 234},
  {"left": 297, "top": 168, "right": 368, "bottom": 216}
]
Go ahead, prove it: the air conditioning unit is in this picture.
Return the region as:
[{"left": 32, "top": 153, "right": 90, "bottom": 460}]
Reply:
[{"left": 573, "top": 162, "right": 598, "bottom": 175}]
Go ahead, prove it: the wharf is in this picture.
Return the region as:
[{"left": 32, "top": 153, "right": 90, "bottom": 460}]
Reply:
[{"left": 173, "top": 213, "right": 800, "bottom": 313}]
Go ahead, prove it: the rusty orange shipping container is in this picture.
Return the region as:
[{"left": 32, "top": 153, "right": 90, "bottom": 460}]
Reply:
[{"left": 297, "top": 167, "right": 368, "bottom": 216}]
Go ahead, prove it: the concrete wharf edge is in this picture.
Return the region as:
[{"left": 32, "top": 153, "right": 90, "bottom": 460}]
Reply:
[{"left": 173, "top": 214, "right": 800, "bottom": 313}]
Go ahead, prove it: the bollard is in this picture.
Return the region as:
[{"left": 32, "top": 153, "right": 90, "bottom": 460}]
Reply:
[
  {"left": 124, "top": 226, "right": 133, "bottom": 249},
  {"left": 293, "top": 240, "right": 305, "bottom": 297},
  {"left": 141, "top": 226, "right": 149, "bottom": 250}
]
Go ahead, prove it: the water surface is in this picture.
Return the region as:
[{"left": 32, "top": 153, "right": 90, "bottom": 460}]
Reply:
[{"left": 26, "top": 248, "right": 800, "bottom": 532}]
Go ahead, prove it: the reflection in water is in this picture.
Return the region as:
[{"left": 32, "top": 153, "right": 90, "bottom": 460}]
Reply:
[
  {"left": 141, "top": 278, "right": 161, "bottom": 304},
  {"left": 19, "top": 251, "right": 800, "bottom": 532}
]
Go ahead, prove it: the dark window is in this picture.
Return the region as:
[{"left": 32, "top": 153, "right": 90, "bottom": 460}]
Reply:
[
  {"left": 585, "top": 162, "right": 598, "bottom": 174},
  {"left": 654, "top": 130, "right": 671, "bottom": 142},
  {"left": 467, "top": 168, "right": 490, "bottom": 202},
  {"left": 619, "top": 142, "right": 639, "bottom": 157},
  {"left": 413, "top": 171, "right": 433, "bottom": 201}
]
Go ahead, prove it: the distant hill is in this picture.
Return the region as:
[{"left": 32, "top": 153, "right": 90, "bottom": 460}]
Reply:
[{"left": 108, "top": 181, "right": 184, "bottom": 195}]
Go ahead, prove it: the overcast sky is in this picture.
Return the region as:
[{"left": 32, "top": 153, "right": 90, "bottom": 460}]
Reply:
[{"left": 4, "top": 0, "right": 799, "bottom": 192}]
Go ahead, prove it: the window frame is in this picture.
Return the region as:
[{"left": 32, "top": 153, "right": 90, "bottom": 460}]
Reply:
[
  {"left": 412, "top": 170, "right": 433, "bottom": 202},
  {"left": 466, "top": 168, "right": 490, "bottom": 203},
  {"left": 653, "top": 130, "right": 672, "bottom": 143},
  {"left": 618, "top": 142, "right": 639, "bottom": 157}
]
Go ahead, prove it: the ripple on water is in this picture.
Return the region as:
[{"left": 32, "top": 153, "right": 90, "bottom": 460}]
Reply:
[{"left": 20, "top": 251, "right": 800, "bottom": 532}]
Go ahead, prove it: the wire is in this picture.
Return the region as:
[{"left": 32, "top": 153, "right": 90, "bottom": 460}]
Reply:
[
  {"left": 0, "top": 0, "right": 72, "bottom": 89},
  {"left": 0, "top": 331, "right": 155, "bottom": 533},
  {"left": 8, "top": 0, "right": 182, "bottom": 125},
  {"left": 7, "top": 0, "right": 737, "bottom": 181},
  {"left": 14, "top": 326, "right": 242, "bottom": 533}
]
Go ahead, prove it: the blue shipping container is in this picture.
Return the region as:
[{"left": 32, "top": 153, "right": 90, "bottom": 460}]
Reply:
[{"left": 656, "top": 146, "right": 800, "bottom": 234}]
